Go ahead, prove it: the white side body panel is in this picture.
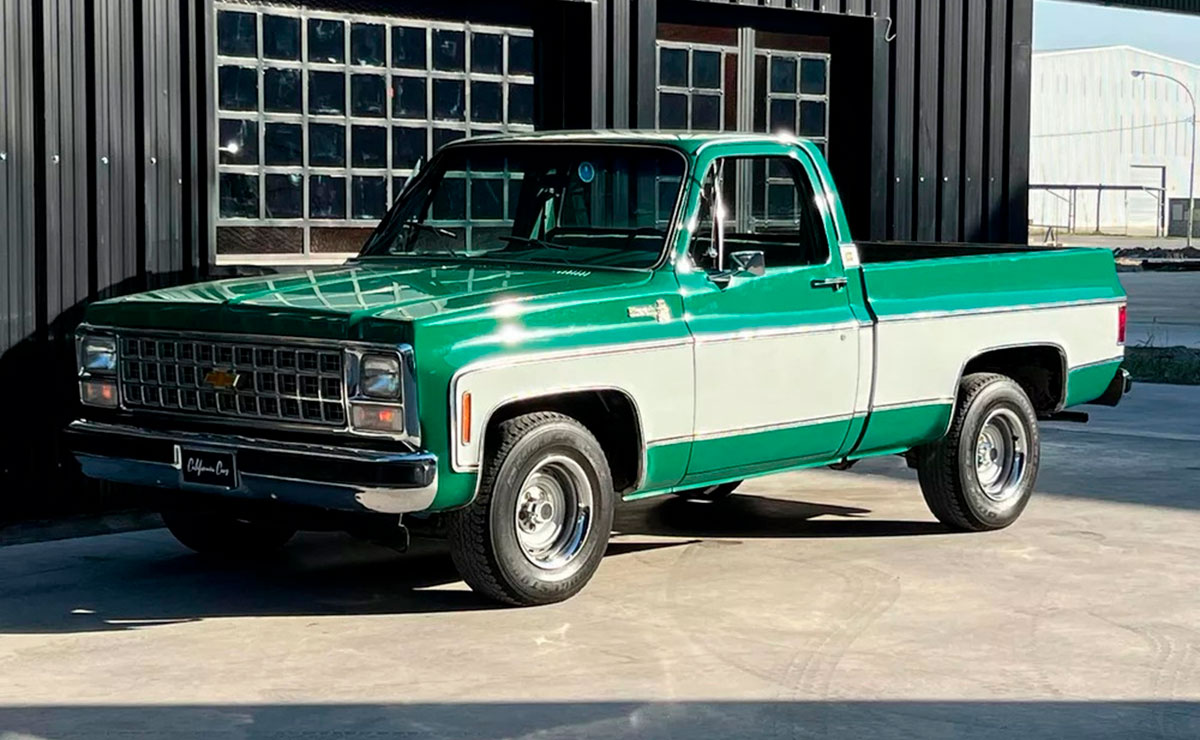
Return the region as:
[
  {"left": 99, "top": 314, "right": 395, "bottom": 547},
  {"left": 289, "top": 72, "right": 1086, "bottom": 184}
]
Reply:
[
  {"left": 872, "top": 300, "right": 1125, "bottom": 409},
  {"left": 451, "top": 341, "right": 694, "bottom": 471}
]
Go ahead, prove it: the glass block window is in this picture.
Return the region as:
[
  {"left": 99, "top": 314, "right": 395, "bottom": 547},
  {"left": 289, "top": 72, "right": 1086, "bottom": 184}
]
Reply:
[
  {"left": 214, "top": 4, "right": 536, "bottom": 260},
  {"left": 655, "top": 42, "right": 736, "bottom": 131},
  {"left": 757, "top": 51, "right": 830, "bottom": 157}
]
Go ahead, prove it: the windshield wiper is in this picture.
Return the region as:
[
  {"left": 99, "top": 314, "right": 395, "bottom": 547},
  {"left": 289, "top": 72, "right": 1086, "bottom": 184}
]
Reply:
[
  {"left": 498, "top": 235, "right": 570, "bottom": 250},
  {"left": 393, "top": 221, "right": 461, "bottom": 258}
]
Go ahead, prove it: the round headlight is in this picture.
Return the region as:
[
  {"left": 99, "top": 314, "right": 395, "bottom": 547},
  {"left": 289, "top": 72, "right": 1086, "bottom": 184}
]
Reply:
[{"left": 360, "top": 354, "right": 401, "bottom": 399}]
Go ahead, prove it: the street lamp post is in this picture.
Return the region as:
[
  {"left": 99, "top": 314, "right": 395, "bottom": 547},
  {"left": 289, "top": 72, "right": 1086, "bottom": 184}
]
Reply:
[{"left": 1133, "top": 69, "right": 1197, "bottom": 247}]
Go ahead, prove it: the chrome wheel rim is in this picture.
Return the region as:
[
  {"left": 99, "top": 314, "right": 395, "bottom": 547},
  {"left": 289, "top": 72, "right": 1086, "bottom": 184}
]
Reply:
[
  {"left": 514, "top": 454, "right": 593, "bottom": 570},
  {"left": 974, "top": 407, "right": 1029, "bottom": 503}
]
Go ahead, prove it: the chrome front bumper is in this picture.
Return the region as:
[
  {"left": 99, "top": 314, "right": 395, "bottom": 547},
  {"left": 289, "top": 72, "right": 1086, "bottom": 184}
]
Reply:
[{"left": 66, "top": 420, "right": 438, "bottom": 514}]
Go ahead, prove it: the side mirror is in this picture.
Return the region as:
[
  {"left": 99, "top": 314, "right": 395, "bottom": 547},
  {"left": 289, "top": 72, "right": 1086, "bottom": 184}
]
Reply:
[{"left": 709, "top": 250, "right": 766, "bottom": 288}]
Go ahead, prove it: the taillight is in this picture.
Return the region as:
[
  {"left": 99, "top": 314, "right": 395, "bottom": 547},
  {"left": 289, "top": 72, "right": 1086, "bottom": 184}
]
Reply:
[{"left": 1118, "top": 304, "right": 1127, "bottom": 345}]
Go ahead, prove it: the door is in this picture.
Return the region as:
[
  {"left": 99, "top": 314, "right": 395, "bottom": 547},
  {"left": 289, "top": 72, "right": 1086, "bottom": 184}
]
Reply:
[{"left": 679, "top": 152, "right": 859, "bottom": 479}]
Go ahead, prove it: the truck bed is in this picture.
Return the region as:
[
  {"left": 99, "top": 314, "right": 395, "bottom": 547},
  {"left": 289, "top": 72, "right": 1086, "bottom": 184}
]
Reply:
[{"left": 857, "top": 241, "right": 1060, "bottom": 264}]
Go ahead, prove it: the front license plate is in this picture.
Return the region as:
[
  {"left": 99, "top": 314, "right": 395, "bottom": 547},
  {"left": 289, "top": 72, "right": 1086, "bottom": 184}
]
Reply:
[{"left": 178, "top": 447, "right": 238, "bottom": 489}]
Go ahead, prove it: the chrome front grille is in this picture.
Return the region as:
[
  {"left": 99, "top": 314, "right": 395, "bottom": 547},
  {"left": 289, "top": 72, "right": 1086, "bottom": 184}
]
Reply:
[{"left": 117, "top": 333, "right": 347, "bottom": 427}]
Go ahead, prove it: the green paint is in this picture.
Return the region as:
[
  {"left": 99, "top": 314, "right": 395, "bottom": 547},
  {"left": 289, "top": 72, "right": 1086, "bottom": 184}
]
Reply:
[
  {"left": 78, "top": 132, "right": 1127, "bottom": 514},
  {"left": 1066, "top": 360, "right": 1124, "bottom": 408}
]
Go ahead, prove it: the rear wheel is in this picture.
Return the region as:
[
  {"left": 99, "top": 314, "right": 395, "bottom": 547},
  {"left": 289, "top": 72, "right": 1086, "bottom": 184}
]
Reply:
[
  {"left": 673, "top": 480, "right": 742, "bottom": 501},
  {"left": 447, "top": 412, "right": 615, "bottom": 606},
  {"left": 916, "top": 373, "right": 1041, "bottom": 531},
  {"left": 160, "top": 508, "right": 296, "bottom": 556}
]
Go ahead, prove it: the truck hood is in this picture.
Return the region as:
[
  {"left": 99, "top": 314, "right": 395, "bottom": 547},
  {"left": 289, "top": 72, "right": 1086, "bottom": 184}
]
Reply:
[{"left": 85, "top": 261, "right": 651, "bottom": 341}]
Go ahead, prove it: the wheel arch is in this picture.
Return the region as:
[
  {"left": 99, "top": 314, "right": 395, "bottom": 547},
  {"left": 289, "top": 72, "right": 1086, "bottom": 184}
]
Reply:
[
  {"left": 474, "top": 387, "right": 646, "bottom": 497},
  {"left": 957, "top": 343, "right": 1068, "bottom": 416}
]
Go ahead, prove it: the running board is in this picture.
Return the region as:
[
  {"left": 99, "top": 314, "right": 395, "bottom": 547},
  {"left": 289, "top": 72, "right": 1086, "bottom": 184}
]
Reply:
[{"left": 1039, "top": 410, "right": 1089, "bottom": 423}]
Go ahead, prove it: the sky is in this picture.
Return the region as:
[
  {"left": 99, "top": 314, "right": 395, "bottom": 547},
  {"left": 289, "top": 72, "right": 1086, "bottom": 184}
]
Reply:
[{"left": 1035, "top": 0, "right": 1200, "bottom": 64}]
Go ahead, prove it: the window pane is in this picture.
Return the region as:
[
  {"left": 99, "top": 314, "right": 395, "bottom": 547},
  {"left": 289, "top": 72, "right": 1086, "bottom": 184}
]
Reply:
[
  {"left": 392, "top": 26, "right": 426, "bottom": 69},
  {"left": 659, "top": 48, "right": 687, "bottom": 87},
  {"left": 508, "top": 83, "right": 533, "bottom": 124},
  {"left": 309, "top": 175, "right": 346, "bottom": 219},
  {"left": 263, "top": 68, "right": 301, "bottom": 112},
  {"left": 767, "top": 183, "right": 795, "bottom": 221},
  {"left": 352, "top": 125, "right": 387, "bottom": 167},
  {"left": 509, "top": 35, "right": 533, "bottom": 76},
  {"left": 769, "top": 98, "right": 796, "bottom": 133},
  {"left": 309, "top": 71, "right": 345, "bottom": 114},
  {"left": 692, "top": 51, "right": 720, "bottom": 89},
  {"left": 264, "top": 123, "right": 302, "bottom": 165},
  {"left": 352, "top": 176, "right": 387, "bottom": 219},
  {"left": 770, "top": 57, "right": 797, "bottom": 94},
  {"left": 433, "top": 79, "right": 465, "bottom": 120},
  {"left": 262, "top": 15, "right": 299, "bottom": 60},
  {"left": 219, "top": 174, "right": 258, "bottom": 218},
  {"left": 218, "top": 66, "right": 257, "bottom": 111},
  {"left": 432, "top": 29, "right": 465, "bottom": 71},
  {"left": 431, "top": 177, "right": 466, "bottom": 220},
  {"left": 507, "top": 179, "right": 522, "bottom": 220},
  {"left": 351, "top": 23, "right": 385, "bottom": 66},
  {"left": 218, "top": 119, "right": 257, "bottom": 165},
  {"left": 351, "top": 74, "right": 387, "bottom": 117},
  {"left": 308, "top": 19, "right": 344, "bottom": 63},
  {"left": 799, "top": 100, "right": 826, "bottom": 137},
  {"left": 266, "top": 174, "right": 303, "bottom": 218},
  {"left": 471, "top": 81, "right": 502, "bottom": 123},
  {"left": 217, "top": 11, "right": 256, "bottom": 58},
  {"left": 433, "top": 128, "right": 464, "bottom": 154},
  {"left": 393, "top": 126, "right": 426, "bottom": 168},
  {"left": 471, "top": 179, "right": 503, "bottom": 219},
  {"left": 659, "top": 93, "right": 686, "bottom": 129},
  {"left": 392, "top": 76, "right": 427, "bottom": 119},
  {"left": 309, "top": 124, "right": 346, "bottom": 166},
  {"left": 472, "top": 33, "right": 502, "bottom": 74},
  {"left": 692, "top": 95, "right": 720, "bottom": 131},
  {"left": 800, "top": 57, "right": 827, "bottom": 95}
]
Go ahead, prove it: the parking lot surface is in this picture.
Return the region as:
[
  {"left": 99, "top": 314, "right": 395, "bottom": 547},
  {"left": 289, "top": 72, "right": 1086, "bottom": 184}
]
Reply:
[{"left": 1, "top": 384, "right": 1198, "bottom": 739}]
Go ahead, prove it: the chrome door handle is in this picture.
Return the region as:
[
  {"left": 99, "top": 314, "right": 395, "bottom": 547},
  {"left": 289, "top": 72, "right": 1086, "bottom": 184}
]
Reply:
[{"left": 810, "top": 277, "right": 848, "bottom": 291}]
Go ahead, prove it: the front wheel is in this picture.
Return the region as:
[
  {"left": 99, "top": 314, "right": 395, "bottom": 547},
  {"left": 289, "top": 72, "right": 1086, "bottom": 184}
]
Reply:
[
  {"left": 916, "top": 373, "right": 1041, "bottom": 531},
  {"left": 447, "top": 412, "right": 615, "bottom": 606}
]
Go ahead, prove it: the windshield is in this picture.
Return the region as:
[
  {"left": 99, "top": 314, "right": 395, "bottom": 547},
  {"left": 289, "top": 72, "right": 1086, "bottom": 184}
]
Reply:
[{"left": 358, "top": 143, "right": 687, "bottom": 269}]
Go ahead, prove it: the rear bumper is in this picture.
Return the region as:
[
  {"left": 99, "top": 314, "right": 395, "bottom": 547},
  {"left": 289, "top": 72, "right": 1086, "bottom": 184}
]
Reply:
[
  {"left": 1089, "top": 367, "right": 1133, "bottom": 407},
  {"left": 66, "top": 420, "right": 438, "bottom": 514}
]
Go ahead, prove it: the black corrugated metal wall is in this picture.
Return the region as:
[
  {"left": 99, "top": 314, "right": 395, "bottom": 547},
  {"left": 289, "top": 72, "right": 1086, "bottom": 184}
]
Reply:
[{"left": 0, "top": 0, "right": 203, "bottom": 523}]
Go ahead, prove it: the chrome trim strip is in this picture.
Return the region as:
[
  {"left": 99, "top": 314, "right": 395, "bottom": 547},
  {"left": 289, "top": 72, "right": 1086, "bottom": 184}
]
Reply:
[
  {"left": 692, "top": 412, "right": 857, "bottom": 443},
  {"left": 692, "top": 320, "right": 858, "bottom": 344},
  {"left": 1069, "top": 354, "right": 1125, "bottom": 372},
  {"left": 873, "top": 297, "right": 1126, "bottom": 324},
  {"left": 871, "top": 397, "right": 955, "bottom": 412},
  {"left": 646, "top": 434, "right": 692, "bottom": 448}
]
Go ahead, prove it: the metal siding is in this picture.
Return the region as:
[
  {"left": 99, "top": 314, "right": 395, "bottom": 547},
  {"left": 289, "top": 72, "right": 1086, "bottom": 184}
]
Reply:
[
  {"left": 915, "top": 0, "right": 939, "bottom": 241},
  {"left": 961, "top": 0, "right": 985, "bottom": 241},
  {"left": 938, "top": 0, "right": 962, "bottom": 240},
  {"left": 984, "top": 0, "right": 1008, "bottom": 241},
  {"left": 890, "top": 0, "right": 915, "bottom": 240},
  {"left": 1006, "top": 0, "right": 1032, "bottom": 242},
  {"left": 0, "top": 0, "right": 37, "bottom": 355}
]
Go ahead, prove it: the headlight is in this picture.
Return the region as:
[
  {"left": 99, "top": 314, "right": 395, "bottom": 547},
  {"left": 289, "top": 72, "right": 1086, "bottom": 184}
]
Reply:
[
  {"left": 81, "top": 336, "right": 117, "bottom": 374},
  {"left": 359, "top": 354, "right": 401, "bottom": 399}
]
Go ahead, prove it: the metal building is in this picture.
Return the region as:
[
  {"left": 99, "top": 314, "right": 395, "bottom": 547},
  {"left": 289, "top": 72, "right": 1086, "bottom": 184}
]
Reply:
[
  {"left": 1, "top": 0, "right": 1042, "bottom": 518},
  {"left": 1030, "top": 45, "right": 1200, "bottom": 237}
]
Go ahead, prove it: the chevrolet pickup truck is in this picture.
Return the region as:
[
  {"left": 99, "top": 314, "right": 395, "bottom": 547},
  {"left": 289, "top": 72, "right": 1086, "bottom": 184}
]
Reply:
[{"left": 69, "top": 132, "right": 1130, "bottom": 605}]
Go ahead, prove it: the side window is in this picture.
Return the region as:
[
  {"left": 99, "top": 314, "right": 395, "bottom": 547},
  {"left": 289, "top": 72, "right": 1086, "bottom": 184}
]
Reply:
[{"left": 690, "top": 155, "right": 829, "bottom": 273}]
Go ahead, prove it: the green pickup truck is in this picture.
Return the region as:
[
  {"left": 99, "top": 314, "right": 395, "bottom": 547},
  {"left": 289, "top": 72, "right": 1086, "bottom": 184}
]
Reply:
[{"left": 69, "top": 132, "right": 1130, "bottom": 605}]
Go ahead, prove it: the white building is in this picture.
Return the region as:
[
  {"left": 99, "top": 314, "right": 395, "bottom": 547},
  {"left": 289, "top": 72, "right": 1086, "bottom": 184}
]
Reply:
[{"left": 1030, "top": 45, "right": 1200, "bottom": 237}]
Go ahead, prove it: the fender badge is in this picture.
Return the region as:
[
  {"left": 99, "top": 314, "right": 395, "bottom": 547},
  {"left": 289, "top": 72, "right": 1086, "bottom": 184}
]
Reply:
[
  {"left": 627, "top": 299, "right": 671, "bottom": 323},
  {"left": 203, "top": 368, "right": 241, "bottom": 390}
]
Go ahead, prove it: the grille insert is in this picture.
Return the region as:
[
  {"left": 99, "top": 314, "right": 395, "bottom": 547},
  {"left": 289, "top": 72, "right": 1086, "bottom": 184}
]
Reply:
[{"left": 118, "top": 334, "right": 347, "bottom": 427}]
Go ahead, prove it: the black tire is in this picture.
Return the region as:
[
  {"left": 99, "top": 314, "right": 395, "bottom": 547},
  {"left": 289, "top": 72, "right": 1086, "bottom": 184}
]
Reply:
[
  {"left": 447, "top": 412, "right": 615, "bottom": 606},
  {"left": 916, "top": 372, "right": 1041, "bottom": 531},
  {"left": 673, "top": 480, "right": 742, "bottom": 501},
  {"left": 160, "top": 508, "right": 296, "bottom": 556}
]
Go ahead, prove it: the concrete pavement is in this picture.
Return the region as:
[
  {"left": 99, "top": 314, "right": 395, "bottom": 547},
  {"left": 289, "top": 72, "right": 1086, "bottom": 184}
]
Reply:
[{"left": 1, "top": 385, "right": 1198, "bottom": 739}]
